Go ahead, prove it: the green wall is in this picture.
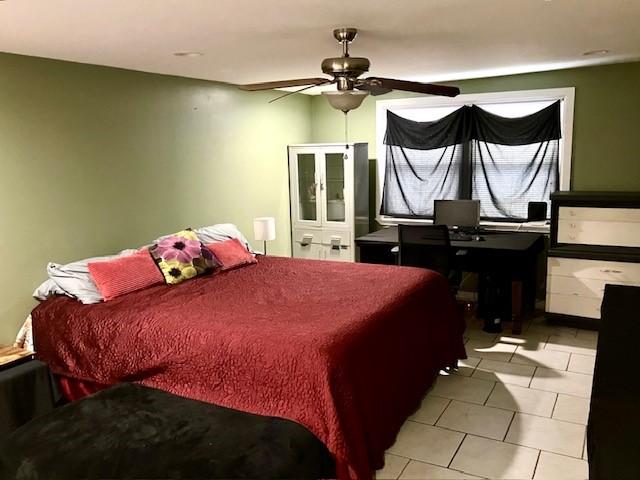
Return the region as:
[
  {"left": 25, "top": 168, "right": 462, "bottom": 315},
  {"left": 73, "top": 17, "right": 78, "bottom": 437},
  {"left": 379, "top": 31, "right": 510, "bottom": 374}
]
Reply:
[
  {"left": 0, "top": 53, "right": 311, "bottom": 343},
  {"left": 310, "top": 61, "right": 640, "bottom": 191}
]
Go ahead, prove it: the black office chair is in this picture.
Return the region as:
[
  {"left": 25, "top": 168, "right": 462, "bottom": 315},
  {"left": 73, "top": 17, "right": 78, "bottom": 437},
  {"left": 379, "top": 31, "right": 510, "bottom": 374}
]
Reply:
[{"left": 398, "top": 225, "right": 459, "bottom": 286}]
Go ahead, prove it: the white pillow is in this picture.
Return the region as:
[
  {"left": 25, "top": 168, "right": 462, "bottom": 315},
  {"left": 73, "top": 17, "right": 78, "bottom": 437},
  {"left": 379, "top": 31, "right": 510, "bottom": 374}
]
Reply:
[
  {"left": 194, "top": 223, "right": 255, "bottom": 253},
  {"left": 45, "top": 249, "right": 138, "bottom": 304},
  {"left": 33, "top": 278, "right": 69, "bottom": 301},
  {"left": 153, "top": 224, "right": 254, "bottom": 253}
]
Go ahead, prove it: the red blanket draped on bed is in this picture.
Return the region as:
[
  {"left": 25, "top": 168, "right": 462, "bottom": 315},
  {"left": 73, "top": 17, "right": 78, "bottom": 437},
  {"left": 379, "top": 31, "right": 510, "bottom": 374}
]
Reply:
[{"left": 33, "top": 256, "right": 465, "bottom": 479}]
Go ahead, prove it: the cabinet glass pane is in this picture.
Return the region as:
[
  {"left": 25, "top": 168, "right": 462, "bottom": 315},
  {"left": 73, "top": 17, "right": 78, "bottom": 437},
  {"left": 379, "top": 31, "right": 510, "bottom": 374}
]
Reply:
[
  {"left": 297, "top": 154, "right": 317, "bottom": 221},
  {"left": 325, "top": 153, "right": 346, "bottom": 222}
]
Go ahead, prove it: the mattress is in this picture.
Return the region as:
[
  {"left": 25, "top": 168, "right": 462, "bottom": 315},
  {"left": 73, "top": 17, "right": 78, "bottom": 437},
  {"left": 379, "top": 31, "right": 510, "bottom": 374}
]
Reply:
[{"left": 33, "top": 256, "right": 465, "bottom": 479}]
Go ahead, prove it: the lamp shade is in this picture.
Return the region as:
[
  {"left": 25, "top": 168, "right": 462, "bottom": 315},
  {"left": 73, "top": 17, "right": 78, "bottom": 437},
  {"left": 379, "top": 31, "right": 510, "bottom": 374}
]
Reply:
[
  {"left": 322, "top": 90, "right": 369, "bottom": 113},
  {"left": 253, "top": 217, "right": 276, "bottom": 241}
]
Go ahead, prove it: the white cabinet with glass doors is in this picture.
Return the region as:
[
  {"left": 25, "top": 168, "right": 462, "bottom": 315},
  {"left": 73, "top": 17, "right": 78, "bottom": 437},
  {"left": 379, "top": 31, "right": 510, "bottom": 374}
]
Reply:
[{"left": 288, "top": 143, "right": 369, "bottom": 262}]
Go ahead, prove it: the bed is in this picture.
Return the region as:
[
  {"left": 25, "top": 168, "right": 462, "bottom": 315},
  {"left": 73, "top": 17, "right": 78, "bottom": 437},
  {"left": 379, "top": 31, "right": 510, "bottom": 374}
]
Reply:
[{"left": 32, "top": 255, "right": 465, "bottom": 479}]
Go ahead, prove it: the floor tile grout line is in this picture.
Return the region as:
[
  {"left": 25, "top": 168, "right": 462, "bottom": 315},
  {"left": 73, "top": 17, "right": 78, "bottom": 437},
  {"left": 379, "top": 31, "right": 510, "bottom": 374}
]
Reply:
[
  {"left": 502, "top": 410, "right": 517, "bottom": 442},
  {"left": 431, "top": 377, "right": 592, "bottom": 408},
  {"left": 384, "top": 454, "right": 481, "bottom": 478},
  {"left": 395, "top": 457, "right": 411, "bottom": 480},
  {"left": 483, "top": 381, "right": 498, "bottom": 406},
  {"left": 407, "top": 419, "right": 515, "bottom": 445},
  {"left": 528, "top": 366, "right": 537, "bottom": 388},
  {"left": 501, "top": 438, "right": 587, "bottom": 461},
  {"left": 446, "top": 433, "right": 467, "bottom": 469},
  {"left": 418, "top": 397, "right": 588, "bottom": 431},
  {"left": 432, "top": 398, "right": 453, "bottom": 425},
  {"left": 549, "top": 392, "right": 560, "bottom": 420},
  {"left": 531, "top": 449, "right": 542, "bottom": 480}
]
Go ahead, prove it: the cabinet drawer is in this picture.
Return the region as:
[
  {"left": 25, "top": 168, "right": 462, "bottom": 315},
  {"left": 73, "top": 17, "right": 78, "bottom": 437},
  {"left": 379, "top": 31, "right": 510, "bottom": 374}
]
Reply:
[
  {"left": 292, "top": 228, "right": 322, "bottom": 246},
  {"left": 546, "top": 293, "right": 602, "bottom": 319},
  {"left": 323, "top": 244, "right": 353, "bottom": 262},
  {"left": 558, "top": 219, "right": 640, "bottom": 247},
  {"left": 292, "top": 242, "right": 322, "bottom": 260},
  {"left": 321, "top": 229, "right": 351, "bottom": 246},
  {"left": 546, "top": 276, "right": 607, "bottom": 299},
  {"left": 559, "top": 206, "right": 640, "bottom": 222},
  {"left": 547, "top": 257, "right": 640, "bottom": 283}
]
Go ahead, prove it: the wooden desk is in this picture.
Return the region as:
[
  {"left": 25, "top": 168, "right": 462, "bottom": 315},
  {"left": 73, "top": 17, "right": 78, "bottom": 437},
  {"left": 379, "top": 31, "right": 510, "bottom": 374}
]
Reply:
[{"left": 355, "top": 227, "right": 546, "bottom": 334}]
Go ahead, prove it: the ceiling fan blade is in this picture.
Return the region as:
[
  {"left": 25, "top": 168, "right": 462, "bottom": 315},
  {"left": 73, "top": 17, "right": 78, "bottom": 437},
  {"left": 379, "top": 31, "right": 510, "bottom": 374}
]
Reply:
[
  {"left": 355, "top": 81, "right": 392, "bottom": 96},
  {"left": 238, "top": 78, "right": 331, "bottom": 91},
  {"left": 365, "top": 77, "right": 460, "bottom": 97},
  {"left": 268, "top": 81, "right": 335, "bottom": 103}
]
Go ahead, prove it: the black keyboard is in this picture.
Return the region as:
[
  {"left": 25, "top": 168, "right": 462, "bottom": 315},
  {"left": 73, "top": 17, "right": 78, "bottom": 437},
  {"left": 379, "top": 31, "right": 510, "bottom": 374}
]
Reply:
[{"left": 449, "top": 232, "right": 473, "bottom": 241}]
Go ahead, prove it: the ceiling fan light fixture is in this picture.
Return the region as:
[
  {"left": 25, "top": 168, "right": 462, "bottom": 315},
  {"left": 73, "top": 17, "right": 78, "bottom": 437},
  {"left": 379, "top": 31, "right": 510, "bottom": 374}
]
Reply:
[{"left": 322, "top": 90, "right": 369, "bottom": 113}]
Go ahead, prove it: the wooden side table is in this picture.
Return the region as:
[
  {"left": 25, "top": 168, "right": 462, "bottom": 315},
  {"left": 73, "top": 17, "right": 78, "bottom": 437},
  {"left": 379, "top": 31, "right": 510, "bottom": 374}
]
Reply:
[{"left": 0, "top": 346, "right": 58, "bottom": 436}]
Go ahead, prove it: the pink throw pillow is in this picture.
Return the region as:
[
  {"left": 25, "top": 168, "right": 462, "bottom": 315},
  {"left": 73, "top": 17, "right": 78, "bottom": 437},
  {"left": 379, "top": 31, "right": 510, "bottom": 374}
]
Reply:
[
  {"left": 88, "top": 250, "right": 164, "bottom": 301},
  {"left": 206, "top": 238, "right": 257, "bottom": 271}
]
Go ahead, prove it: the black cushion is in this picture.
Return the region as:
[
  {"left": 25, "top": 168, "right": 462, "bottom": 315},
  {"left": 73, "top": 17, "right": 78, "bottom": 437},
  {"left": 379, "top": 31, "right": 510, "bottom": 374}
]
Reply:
[{"left": 0, "top": 383, "right": 335, "bottom": 479}]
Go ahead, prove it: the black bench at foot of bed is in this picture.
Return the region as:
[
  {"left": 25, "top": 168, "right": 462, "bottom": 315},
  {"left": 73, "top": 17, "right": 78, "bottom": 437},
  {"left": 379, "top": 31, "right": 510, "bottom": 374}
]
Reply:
[{"left": 0, "top": 383, "right": 335, "bottom": 480}]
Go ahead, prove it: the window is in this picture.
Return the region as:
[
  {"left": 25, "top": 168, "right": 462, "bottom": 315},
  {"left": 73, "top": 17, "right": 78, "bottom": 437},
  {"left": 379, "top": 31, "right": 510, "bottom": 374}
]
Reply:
[{"left": 376, "top": 88, "right": 574, "bottom": 224}]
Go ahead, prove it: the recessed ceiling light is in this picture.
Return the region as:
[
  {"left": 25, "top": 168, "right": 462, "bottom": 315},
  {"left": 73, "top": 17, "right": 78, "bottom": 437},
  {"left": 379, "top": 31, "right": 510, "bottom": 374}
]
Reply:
[
  {"left": 173, "top": 51, "right": 203, "bottom": 57},
  {"left": 582, "top": 49, "right": 610, "bottom": 56}
]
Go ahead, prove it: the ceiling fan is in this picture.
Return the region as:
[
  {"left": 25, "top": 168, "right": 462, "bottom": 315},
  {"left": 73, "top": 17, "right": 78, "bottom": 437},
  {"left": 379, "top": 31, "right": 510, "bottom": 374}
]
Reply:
[{"left": 238, "top": 27, "right": 460, "bottom": 113}]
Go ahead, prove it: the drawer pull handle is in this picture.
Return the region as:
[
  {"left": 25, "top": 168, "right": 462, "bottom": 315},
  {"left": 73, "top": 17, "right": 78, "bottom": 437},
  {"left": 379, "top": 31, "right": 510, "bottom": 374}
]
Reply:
[
  {"left": 600, "top": 269, "right": 623, "bottom": 274},
  {"left": 572, "top": 293, "right": 580, "bottom": 296},
  {"left": 570, "top": 211, "right": 576, "bottom": 216},
  {"left": 570, "top": 223, "right": 576, "bottom": 228}
]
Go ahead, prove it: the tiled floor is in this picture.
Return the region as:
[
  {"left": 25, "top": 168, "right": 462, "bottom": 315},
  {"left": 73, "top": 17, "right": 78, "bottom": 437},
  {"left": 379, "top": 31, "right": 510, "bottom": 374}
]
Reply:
[{"left": 377, "top": 314, "right": 593, "bottom": 479}]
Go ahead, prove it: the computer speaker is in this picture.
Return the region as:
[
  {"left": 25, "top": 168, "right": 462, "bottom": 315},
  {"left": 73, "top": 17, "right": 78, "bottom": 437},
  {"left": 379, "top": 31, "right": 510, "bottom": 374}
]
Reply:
[{"left": 527, "top": 202, "right": 547, "bottom": 221}]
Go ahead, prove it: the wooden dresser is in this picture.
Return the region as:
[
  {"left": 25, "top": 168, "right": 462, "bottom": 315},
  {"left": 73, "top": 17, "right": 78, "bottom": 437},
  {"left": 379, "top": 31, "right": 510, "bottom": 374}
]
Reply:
[{"left": 546, "top": 191, "right": 640, "bottom": 326}]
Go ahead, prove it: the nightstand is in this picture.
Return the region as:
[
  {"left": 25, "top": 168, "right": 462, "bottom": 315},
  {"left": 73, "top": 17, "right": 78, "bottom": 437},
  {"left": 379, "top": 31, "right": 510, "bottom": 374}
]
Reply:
[{"left": 0, "top": 346, "right": 58, "bottom": 436}]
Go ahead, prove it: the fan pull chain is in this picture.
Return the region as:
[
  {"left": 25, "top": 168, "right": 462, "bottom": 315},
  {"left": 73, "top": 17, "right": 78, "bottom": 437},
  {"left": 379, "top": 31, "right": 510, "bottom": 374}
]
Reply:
[{"left": 344, "top": 111, "right": 349, "bottom": 151}]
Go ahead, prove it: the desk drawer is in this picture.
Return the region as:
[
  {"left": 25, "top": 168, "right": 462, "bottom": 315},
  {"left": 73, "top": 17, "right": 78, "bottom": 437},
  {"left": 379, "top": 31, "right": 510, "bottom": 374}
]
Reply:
[
  {"left": 546, "top": 293, "right": 602, "bottom": 319},
  {"left": 558, "top": 219, "right": 640, "bottom": 247},
  {"left": 548, "top": 257, "right": 640, "bottom": 283}
]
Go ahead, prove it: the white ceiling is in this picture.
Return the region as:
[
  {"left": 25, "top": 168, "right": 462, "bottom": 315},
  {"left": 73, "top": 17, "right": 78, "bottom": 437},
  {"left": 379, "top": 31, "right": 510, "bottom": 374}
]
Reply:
[{"left": 1, "top": 0, "right": 639, "bottom": 93}]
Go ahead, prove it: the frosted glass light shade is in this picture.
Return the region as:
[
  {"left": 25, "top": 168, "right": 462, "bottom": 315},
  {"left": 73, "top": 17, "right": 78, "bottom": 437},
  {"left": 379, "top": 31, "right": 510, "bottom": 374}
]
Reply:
[
  {"left": 322, "top": 90, "right": 369, "bottom": 113},
  {"left": 253, "top": 217, "right": 276, "bottom": 241}
]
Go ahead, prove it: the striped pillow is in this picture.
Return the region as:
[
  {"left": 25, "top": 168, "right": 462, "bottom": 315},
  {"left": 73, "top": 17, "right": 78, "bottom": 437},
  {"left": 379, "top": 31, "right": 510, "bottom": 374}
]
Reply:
[{"left": 88, "top": 250, "right": 164, "bottom": 301}]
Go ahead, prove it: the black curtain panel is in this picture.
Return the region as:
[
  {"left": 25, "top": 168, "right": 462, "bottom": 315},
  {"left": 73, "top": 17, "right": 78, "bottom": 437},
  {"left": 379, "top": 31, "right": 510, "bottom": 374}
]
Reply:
[{"left": 381, "top": 101, "right": 561, "bottom": 220}]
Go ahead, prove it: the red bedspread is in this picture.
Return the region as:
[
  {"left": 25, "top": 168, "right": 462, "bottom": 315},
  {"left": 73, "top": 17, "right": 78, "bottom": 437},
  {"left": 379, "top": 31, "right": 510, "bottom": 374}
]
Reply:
[{"left": 33, "top": 256, "right": 465, "bottom": 479}]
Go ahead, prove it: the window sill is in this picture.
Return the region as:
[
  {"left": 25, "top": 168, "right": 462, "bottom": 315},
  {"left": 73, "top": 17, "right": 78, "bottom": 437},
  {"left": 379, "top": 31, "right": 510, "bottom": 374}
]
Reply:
[{"left": 376, "top": 217, "right": 550, "bottom": 234}]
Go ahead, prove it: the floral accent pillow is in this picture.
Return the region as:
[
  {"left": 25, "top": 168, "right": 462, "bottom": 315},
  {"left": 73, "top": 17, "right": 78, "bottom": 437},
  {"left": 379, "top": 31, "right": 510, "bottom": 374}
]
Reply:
[{"left": 149, "top": 229, "right": 219, "bottom": 285}]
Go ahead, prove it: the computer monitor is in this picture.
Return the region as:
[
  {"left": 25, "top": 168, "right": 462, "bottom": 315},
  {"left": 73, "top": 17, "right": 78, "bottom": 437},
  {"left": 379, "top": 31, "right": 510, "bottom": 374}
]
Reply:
[{"left": 434, "top": 200, "right": 480, "bottom": 229}]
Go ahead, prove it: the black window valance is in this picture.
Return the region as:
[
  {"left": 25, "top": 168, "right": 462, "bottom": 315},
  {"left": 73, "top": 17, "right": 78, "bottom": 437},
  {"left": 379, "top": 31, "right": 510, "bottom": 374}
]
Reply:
[{"left": 384, "top": 101, "right": 561, "bottom": 149}]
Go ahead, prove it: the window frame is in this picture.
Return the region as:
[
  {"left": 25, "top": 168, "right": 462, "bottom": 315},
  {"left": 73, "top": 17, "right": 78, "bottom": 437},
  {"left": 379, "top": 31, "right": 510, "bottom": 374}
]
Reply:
[{"left": 375, "top": 87, "right": 575, "bottom": 228}]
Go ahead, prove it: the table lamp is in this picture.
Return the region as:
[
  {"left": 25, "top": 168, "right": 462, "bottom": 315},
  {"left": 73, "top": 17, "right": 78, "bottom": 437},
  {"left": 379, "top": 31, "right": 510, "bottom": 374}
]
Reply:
[{"left": 253, "top": 217, "right": 276, "bottom": 255}]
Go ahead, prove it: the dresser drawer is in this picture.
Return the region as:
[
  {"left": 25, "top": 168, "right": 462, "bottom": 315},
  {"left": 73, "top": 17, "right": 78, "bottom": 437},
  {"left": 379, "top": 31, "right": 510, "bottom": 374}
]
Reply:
[
  {"left": 548, "top": 257, "right": 640, "bottom": 283},
  {"left": 546, "top": 293, "right": 602, "bottom": 319},
  {"left": 292, "top": 228, "right": 322, "bottom": 246},
  {"left": 321, "top": 229, "right": 351, "bottom": 247},
  {"left": 322, "top": 244, "right": 353, "bottom": 262},
  {"left": 558, "top": 219, "right": 640, "bottom": 247},
  {"left": 559, "top": 206, "right": 640, "bottom": 222},
  {"left": 546, "top": 276, "right": 607, "bottom": 299},
  {"left": 292, "top": 242, "right": 322, "bottom": 260}
]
